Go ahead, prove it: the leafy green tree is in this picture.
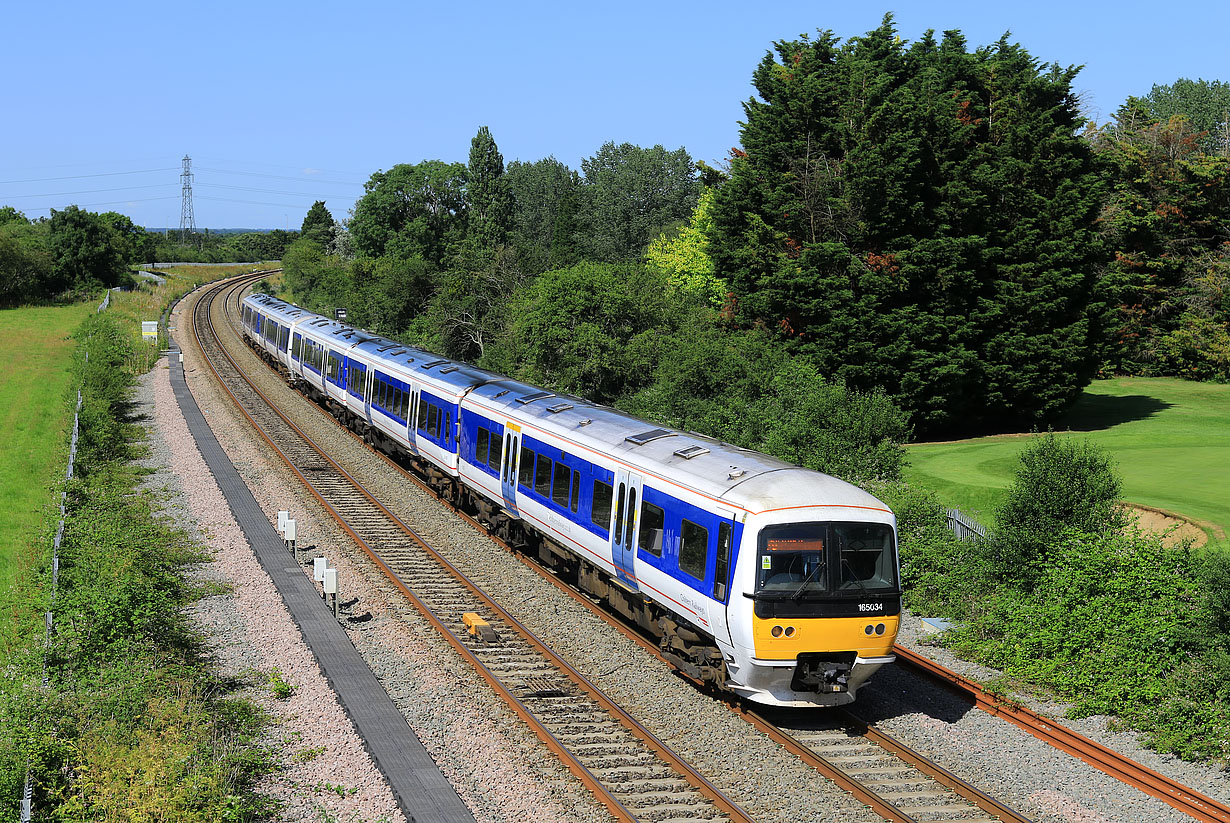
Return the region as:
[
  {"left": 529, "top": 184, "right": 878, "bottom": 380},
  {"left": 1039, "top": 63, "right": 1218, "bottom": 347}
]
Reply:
[
  {"left": 645, "top": 187, "right": 727, "bottom": 307},
  {"left": 576, "top": 142, "right": 700, "bottom": 262},
  {"left": 466, "top": 126, "right": 513, "bottom": 249},
  {"left": 48, "top": 205, "right": 132, "bottom": 292},
  {"left": 708, "top": 18, "right": 1105, "bottom": 434},
  {"left": 1094, "top": 101, "right": 1230, "bottom": 377},
  {"left": 1143, "top": 78, "right": 1230, "bottom": 156},
  {"left": 505, "top": 157, "right": 580, "bottom": 275},
  {"left": 0, "top": 220, "right": 51, "bottom": 305},
  {"left": 0, "top": 206, "right": 28, "bottom": 227},
  {"left": 350, "top": 161, "right": 467, "bottom": 263},
  {"left": 300, "top": 200, "right": 335, "bottom": 247}
]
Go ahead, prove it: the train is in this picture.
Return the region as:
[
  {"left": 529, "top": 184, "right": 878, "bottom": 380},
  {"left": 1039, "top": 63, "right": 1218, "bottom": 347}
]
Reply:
[{"left": 240, "top": 292, "right": 901, "bottom": 707}]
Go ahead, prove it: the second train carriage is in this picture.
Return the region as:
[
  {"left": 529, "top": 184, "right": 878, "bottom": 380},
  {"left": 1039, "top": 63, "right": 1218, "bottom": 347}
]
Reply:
[{"left": 240, "top": 292, "right": 901, "bottom": 707}]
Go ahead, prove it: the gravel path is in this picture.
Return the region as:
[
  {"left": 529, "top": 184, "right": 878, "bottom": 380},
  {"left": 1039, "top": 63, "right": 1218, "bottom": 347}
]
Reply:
[{"left": 147, "top": 287, "right": 1230, "bottom": 823}]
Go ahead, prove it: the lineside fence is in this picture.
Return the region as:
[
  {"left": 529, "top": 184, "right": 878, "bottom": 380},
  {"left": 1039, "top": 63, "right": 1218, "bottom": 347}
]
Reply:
[
  {"left": 20, "top": 290, "right": 111, "bottom": 823},
  {"left": 946, "top": 508, "right": 989, "bottom": 541}
]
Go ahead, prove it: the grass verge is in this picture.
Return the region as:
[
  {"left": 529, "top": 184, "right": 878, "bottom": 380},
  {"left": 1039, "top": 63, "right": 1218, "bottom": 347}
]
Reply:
[{"left": 0, "top": 313, "right": 278, "bottom": 820}]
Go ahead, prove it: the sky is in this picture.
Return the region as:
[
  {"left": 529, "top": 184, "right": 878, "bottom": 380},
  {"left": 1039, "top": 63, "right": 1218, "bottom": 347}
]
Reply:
[{"left": 3, "top": 0, "right": 1227, "bottom": 230}]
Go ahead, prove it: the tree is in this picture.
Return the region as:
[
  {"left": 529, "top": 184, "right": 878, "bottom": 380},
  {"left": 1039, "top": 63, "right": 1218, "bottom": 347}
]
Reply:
[
  {"left": 0, "top": 220, "right": 51, "bottom": 306},
  {"left": 465, "top": 127, "right": 513, "bottom": 250},
  {"left": 708, "top": 18, "right": 1105, "bottom": 435},
  {"left": 1143, "top": 78, "right": 1230, "bottom": 157},
  {"left": 645, "top": 187, "right": 727, "bottom": 307},
  {"left": 300, "top": 200, "right": 335, "bottom": 247},
  {"left": 349, "top": 161, "right": 467, "bottom": 263},
  {"left": 575, "top": 142, "right": 700, "bottom": 262},
  {"left": 1093, "top": 101, "right": 1230, "bottom": 377},
  {"left": 505, "top": 157, "right": 580, "bottom": 275},
  {"left": 48, "top": 206, "right": 132, "bottom": 292}
]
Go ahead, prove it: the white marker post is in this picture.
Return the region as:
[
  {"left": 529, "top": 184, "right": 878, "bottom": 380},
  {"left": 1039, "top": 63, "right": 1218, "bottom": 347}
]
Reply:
[
  {"left": 313, "top": 557, "right": 327, "bottom": 592},
  {"left": 323, "top": 568, "right": 338, "bottom": 616},
  {"left": 284, "top": 519, "right": 297, "bottom": 558},
  {"left": 277, "top": 511, "right": 289, "bottom": 534}
]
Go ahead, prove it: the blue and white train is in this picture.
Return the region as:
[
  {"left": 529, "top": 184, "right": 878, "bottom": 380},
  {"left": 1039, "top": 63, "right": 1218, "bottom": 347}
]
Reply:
[{"left": 241, "top": 293, "right": 902, "bottom": 707}]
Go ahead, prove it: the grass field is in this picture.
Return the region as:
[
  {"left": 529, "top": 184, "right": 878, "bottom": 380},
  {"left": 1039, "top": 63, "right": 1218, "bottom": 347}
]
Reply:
[
  {"left": 904, "top": 378, "right": 1230, "bottom": 540},
  {"left": 0, "top": 301, "right": 97, "bottom": 593}
]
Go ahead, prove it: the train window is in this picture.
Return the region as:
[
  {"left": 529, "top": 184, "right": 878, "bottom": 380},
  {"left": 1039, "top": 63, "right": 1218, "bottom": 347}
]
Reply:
[
  {"left": 293, "top": 335, "right": 302, "bottom": 360},
  {"left": 625, "top": 489, "right": 639, "bottom": 552},
  {"left": 427, "top": 404, "right": 440, "bottom": 439},
  {"left": 476, "top": 428, "right": 490, "bottom": 465},
  {"left": 592, "top": 481, "right": 613, "bottom": 532},
  {"left": 551, "top": 461, "right": 571, "bottom": 508},
  {"left": 613, "top": 483, "right": 626, "bottom": 546},
  {"left": 487, "top": 434, "right": 502, "bottom": 472},
  {"left": 835, "top": 523, "right": 897, "bottom": 591},
  {"left": 402, "top": 392, "right": 410, "bottom": 421},
  {"left": 535, "top": 454, "right": 552, "bottom": 497},
  {"left": 570, "top": 474, "right": 579, "bottom": 512},
  {"left": 679, "top": 519, "right": 708, "bottom": 580},
  {"left": 418, "top": 396, "right": 429, "bottom": 430},
  {"left": 396, "top": 388, "right": 406, "bottom": 417},
  {"left": 444, "top": 412, "right": 451, "bottom": 445},
  {"left": 713, "top": 522, "right": 732, "bottom": 601},
  {"left": 519, "top": 445, "right": 534, "bottom": 487},
  {"left": 638, "top": 501, "right": 664, "bottom": 558}
]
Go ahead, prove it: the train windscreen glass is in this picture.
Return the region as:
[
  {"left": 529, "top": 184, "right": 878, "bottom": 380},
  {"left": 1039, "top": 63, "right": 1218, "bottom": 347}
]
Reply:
[{"left": 756, "top": 522, "right": 896, "bottom": 595}]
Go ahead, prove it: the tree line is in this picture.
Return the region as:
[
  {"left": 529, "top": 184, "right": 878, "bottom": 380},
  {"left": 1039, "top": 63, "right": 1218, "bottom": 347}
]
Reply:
[
  {"left": 282, "top": 18, "right": 1229, "bottom": 443},
  {"left": 0, "top": 207, "right": 298, "bottom": 306}
]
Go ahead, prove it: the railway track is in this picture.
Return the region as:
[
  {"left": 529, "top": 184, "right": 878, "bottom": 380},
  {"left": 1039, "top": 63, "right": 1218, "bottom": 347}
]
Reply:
[{"left": 189, "top": 275, "right": 753, "bottom": 823}]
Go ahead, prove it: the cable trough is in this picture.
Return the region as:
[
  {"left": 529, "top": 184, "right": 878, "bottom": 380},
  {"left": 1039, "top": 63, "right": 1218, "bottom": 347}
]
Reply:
[{"left": 190, "top": 275, "right": 754, "bottom": 823}]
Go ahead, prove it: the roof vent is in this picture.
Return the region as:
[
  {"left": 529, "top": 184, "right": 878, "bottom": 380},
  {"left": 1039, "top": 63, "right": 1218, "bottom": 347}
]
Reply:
[
  {"left": 390, "top": 348, "right": 407, "bottom": 356},
  {"left": 439, "top": 366, "right": 458, "bottom": 374},
  {"left": 674, "top": 445, "right": 710, "bottom": 460},
  {"left": 626, "top": 428, "right": 675, "bottom": 445},
  {"left": 727, "top": 467, "right": 747, "bottom": 479},
  {"left": 547, "top": 402, "right": 573, "bottom": 413},
  {"left": 422, "top": 359, "right": 450, "bottom": 369},
  {"left": 577, "top": 418, "right": 592, "bottom": 427},
  {"left": 493, "top": 389, "right": 510, "bottom": 399},
  {"left": 516, "top": 390, "right": 555, "bottom": 404}
]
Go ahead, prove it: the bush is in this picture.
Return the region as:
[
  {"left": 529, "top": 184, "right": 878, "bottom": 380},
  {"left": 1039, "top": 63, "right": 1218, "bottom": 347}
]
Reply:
[{"left": 991, "top": 432, "right": 1125, "bottom": 583}]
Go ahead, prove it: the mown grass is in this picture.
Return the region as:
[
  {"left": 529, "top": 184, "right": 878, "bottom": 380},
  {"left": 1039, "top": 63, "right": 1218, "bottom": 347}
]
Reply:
[
  {"left": 904, "top": 377, "right": 1230, "bottom": 539},
  {"left": 0, "top": 301, "right": 97, "bottom": 594}
]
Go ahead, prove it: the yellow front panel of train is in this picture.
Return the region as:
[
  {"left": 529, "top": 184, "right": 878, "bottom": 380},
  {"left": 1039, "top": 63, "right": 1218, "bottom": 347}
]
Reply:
[{"left": 752, "top": 614, "right": 899, "bottom": 660}]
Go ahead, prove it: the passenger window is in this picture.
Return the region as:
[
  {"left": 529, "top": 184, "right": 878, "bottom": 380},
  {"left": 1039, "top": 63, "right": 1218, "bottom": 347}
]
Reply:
[
  {"left": 639, "top": 501, "right": 664, "bottom": 558},
  {"left": 518, "top": 445, "right": 535, "bottom": 487},
  {"left": 551, "top": 461, "right": 571, "bottom": 507},
  {"left": 714, "top": 522, "right": 732, "bottom": 601},
  {"left": 476, "top": 427, "right": 489, "bottom": 465},
  {"left": 592, "top": 481, "right": 613, "bottom": 532},
  {"left": 444, "top": 412, "right": 450, "bottom": 444},
  {"left": 535, "top": 454, "right": 552, "bottom": 497},
  {"left": 679, "top": 519, "right": 708, "bottom": 580},
  {"left": 427, "top": 404, "right": 439, "bottom": 437},
  {"left": 570, "top": 472, "right": 579, "bottom": 512},
  {"left": 418, "top": 397, "right": 429, "bottom": 429},
  {"left": 487, "top": 433, "right": 502, "bottom": 472}
]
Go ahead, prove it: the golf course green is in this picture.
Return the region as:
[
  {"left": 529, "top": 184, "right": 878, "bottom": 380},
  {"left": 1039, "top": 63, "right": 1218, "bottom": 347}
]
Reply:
[{"left": 904, "top": 377, "right": 1230, "bottom": 541}]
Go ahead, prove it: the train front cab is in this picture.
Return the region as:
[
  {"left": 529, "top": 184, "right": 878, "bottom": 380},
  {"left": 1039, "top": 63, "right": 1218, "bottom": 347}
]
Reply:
[{"left": 725, "top": 508, "right": 900, "bottom": 707}]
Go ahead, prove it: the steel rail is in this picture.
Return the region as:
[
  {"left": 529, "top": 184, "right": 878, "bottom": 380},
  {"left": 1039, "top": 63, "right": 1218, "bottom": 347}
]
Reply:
[
  {"left": 894, "top": 644, "right": 1230, "bottom": 823},
  {"left": 191, "top": 276, "right": 755, "bottom": 823}
]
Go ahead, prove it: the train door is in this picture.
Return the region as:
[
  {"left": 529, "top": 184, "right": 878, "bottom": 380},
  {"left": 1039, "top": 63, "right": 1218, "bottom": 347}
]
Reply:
[
  {"left": 405, "top": 385, "right": 420, "bottom": 455},
  {"left": 710, "top": 509, "right": 738, "bottom": 646},
  {"left": 610, "top": 470, "right": 642, "bottom": 587},
  {"left": 500, "top": 423, "right": 520, "bottom": 516}
]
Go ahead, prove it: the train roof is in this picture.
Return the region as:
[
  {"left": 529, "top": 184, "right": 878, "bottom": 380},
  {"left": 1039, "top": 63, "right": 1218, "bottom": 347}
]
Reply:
[
  {"left": 245, "top": 293, "right": 312, "bottom": 325},
  {"left": 467, "top": 379, "right": 889, "bottom": 516}
]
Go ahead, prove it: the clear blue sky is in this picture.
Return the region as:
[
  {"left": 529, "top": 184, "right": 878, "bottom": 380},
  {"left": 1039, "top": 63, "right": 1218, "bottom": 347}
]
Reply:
[{"left": 3, "top": 0, "right": 1226, "bottom": 229}]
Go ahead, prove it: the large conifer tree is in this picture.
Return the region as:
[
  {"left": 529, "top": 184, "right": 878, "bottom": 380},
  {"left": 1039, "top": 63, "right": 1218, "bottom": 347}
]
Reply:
[{"left": 708, "top": 16, "right": 1105, "bottom": 433}]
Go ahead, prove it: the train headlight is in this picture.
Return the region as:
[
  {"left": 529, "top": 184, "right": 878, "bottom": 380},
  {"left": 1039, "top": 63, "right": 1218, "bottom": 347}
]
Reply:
[
  {"left": 875, "top": 623, "right": 886, "bottom": 635},
  {"left": 771, "top": 625, "right": 783, "bottom": 638},
  {"left": 784, "top": 626, "right": 795, "bottom": 637},
  {"left": 864, "top": 625, "right": 874, "bottom": 635}
]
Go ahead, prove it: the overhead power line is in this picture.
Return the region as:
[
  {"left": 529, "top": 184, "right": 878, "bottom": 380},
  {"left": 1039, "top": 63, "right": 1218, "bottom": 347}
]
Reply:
[
  {"left": 3, "top": 185, "right": 167, "bottom": 199},
  {"left": 0, "top": 168, "right": 178, "bottom": 185},
  {"left": 195, "top": 166, "right": 363, "bottom": 187}
]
